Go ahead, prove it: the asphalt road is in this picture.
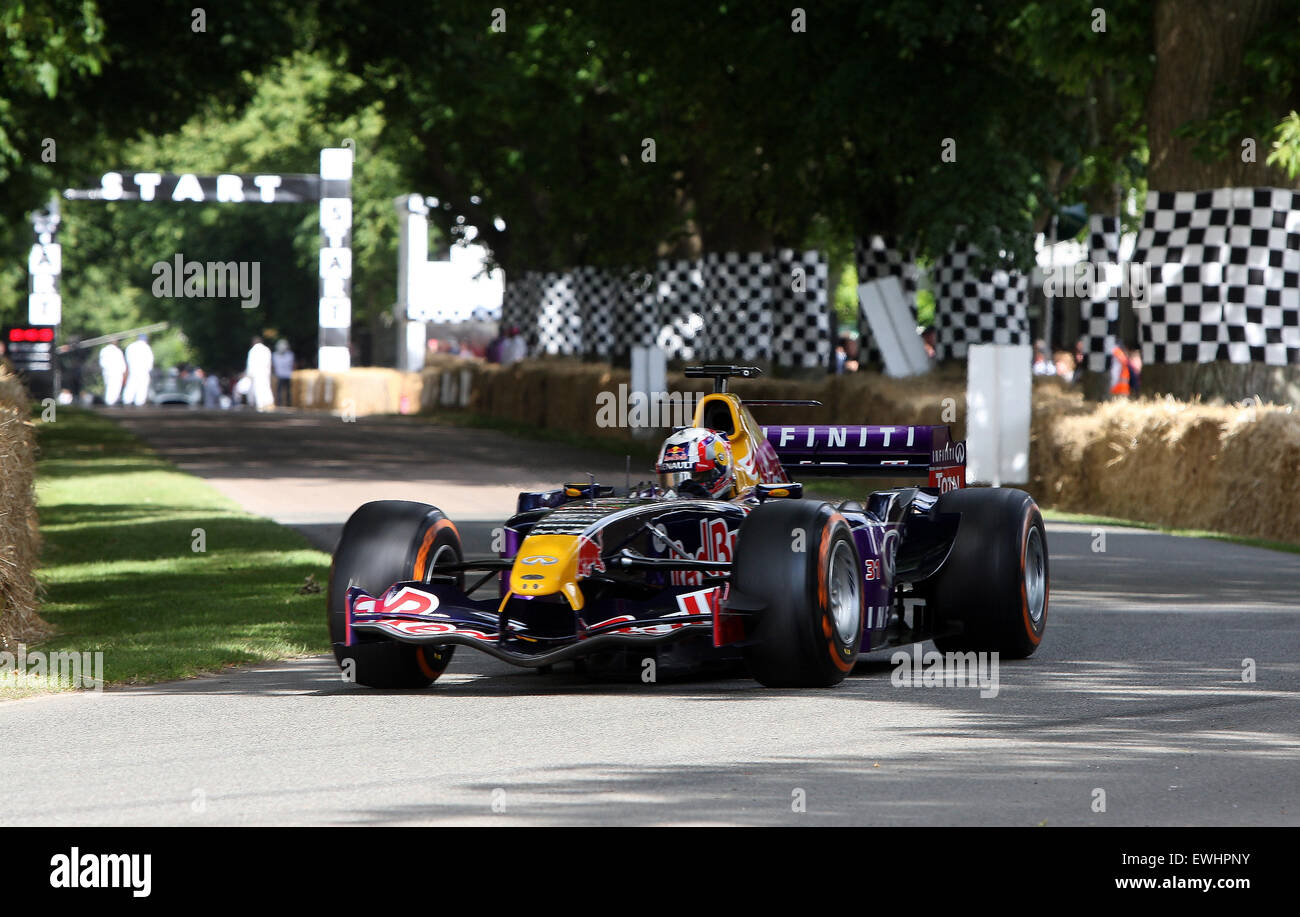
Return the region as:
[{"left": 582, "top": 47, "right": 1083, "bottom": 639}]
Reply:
[{"left": 4, "top": 406, "right": 1298, "bottom": 826}]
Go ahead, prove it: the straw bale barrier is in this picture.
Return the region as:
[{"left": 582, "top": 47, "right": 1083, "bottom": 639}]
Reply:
[{"left": 0, "top": 365, "right": 48, "bottom": 649}]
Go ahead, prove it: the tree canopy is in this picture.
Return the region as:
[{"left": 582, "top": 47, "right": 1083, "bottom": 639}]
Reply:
[{"left": 3, "top": 0, "right": 1299, "bottom": 368}]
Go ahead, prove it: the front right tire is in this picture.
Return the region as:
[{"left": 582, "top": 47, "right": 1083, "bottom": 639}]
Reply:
[{"left": 733, "top": 500, "right": 864, "bottom": 688}]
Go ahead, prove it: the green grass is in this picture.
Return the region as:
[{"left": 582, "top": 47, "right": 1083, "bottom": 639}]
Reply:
[{"left": 8, "top": 409, "right": 332, "bottom": 696}]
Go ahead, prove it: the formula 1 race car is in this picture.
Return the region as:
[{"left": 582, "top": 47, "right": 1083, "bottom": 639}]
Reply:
[{"left": 328, "top": 364, "right": 1048, "bottom": 688}]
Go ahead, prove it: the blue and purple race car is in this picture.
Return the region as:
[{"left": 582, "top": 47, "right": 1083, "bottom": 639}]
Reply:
[{"left": 329, "top": 364, "right": 1049, "bottom": 688}]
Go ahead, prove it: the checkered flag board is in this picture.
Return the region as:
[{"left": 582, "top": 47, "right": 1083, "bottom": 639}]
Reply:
[
  {"left": 533, "top": 271, "right": 583, "bottom": 356},
  {"left": 500, "top": 273, "right": 524, "bottom": 332},
  {"left": 1131, "top": 188, "right": 1300, "bottom": 366},
  {"left": 502, "top": 270, "right": 543, "bottom": 347},
  {"left": 701, "top": 251, "right": 773, "bottom": 362},
  {"left": 613, "top": 268, "right": 659, "bottom": 355},
  {"left": 1083, "top": 215, "right": 1122, "bottom": 373},
  {"left": 770, "top": 249, "right": 831, "bottom": 369},
  {"left": 654, "top": 258, "right": 707, "bottom": 361},
  {"left": 854, "top": 235, "right": 920, "bottom": 366},
  {"left": 574, "top": 265, "right": 618, "bottom": 360},
  {"left": 931, "top": 242, "right": 1030, "bottom": 360}
]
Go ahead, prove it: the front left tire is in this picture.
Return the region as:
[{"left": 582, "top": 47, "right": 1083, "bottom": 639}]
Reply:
[{"left": 328, "top": 500, "right": 461, "bottom": 688}]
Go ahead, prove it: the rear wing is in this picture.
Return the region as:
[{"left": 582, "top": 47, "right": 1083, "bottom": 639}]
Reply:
[{"left": 761, "top": 424, "right": 966, "bottom": 491}]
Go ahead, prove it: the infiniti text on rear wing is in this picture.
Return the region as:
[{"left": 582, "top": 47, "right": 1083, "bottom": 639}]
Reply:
[{"left": 761, "top": 424, "right": 966, "bottom": 492}]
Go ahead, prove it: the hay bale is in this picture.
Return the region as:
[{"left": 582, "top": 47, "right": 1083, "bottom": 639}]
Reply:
[
  {"left": 290, "top": 368, "right": 425, "bottom": 416},
  {"left": 0, "top": 366, "right": 49, "bottom": 650},
  {"left": 1031, "top": 390, "right": 1300, "bottom": 543}
]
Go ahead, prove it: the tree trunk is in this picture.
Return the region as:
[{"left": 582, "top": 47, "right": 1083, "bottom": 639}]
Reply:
[
  {"left": 1140, "top": 361, "right": 1300, "bottom": 405},
  {"left": 1147, "top": 0, "right": 1295, "bottom": 190}
]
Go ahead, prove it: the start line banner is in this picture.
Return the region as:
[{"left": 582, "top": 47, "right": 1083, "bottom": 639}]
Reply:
[{"left": 59, "top": 148, "right": 354, "bottom": 371}]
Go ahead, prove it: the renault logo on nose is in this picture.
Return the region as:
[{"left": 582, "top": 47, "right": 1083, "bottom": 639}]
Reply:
[{"left": 520, "top": 555, "right": 558, "bottom": 565}]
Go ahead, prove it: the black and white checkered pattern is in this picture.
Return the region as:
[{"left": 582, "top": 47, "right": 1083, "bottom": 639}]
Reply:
[
  {"left": 1131, "top": 188, "right": 1300, "bottom": 366},
  {"left": 501, "top": 249, "right": 833, "bottom": 367},
  {"left": 499, "top": 271, "right": 526, "bottom": 333},
  {"left": 701, "top": 252, "right": 773, "bottom": 363},
  {"left": 533, "top": 271, "right": 582, "bottom": 356},
  {"left": 572, "top": 265, "right": 617, "bottom": 359},
  {"left": 611, "top": 268, "right": 658, "bottom": 354},
  {"left": 931, "top": 242, "right": 1030, "bottom": 360},
  {"left": 854, "top": 235, "right": 920, "bottom": 366},
  {"left": 770, "top": 249, "right": 831, "bottom": 369},
  {"left": 652, "top": 259, "right": 707, "bottom": 361},
  {"left": 502, "top": 270, "right": 543, "bottom": 348},
  {"left": 1083, "top": 215, "right": 1122, "bottom": 373}
]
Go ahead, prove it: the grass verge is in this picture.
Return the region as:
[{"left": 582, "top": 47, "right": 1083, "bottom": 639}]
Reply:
[
  {"left": 4, "top": 408, "right": 331, "bottom": 698},
  {"left": 1037, "top": 509, "right": 1300, "bottom": 555}
]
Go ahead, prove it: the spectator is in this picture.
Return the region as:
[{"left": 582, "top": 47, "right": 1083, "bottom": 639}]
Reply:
[
  {"left": 920, "top": 327, "right": 938, "bottom": 363},
  {"left": 98, "top": 340, "right": 126, "bottom": 406},
  {"left": 486, "top": 330, "right": 505, "bottom": 364},
  {"left": 202, "top": 369, "right": 223, "bottom": 408},
  {"left": 233, "top": 373, "right": 253, "bottom": 408},
  {"left": 245, "top": 336, "right": 274, "bottom": 412},
  {"left": 1053, "top": 350, "right": 1076, "bottom": 383},
  {"left": 1127, "top": 344, "right": 1143, "bottom": 396},
  {"left": 502, "top": 326, "right": 527, "bottom": 365},
  {"left": 123, "top": 334, "right": 153, "bottom": 407},
  {"left": 1032, "top": 339, "right": 1056, "bottom": 375},
  {"left": 1109, "top": 342, "right": 1131, "bottom": 397},
  {"left": 273, "top": 339, "right": 295, "bottom": 407}
]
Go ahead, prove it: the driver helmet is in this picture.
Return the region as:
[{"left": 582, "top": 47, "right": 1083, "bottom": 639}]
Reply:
[{"left": 654, "top": 427, "right": 736, "bottom": 499}]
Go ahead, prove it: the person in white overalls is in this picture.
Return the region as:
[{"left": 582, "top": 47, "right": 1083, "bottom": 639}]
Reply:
[
  {"left": 122, "top": 335, "right": 154, "bottom": 407},
  {"left": 245, "top": 336, "right": 274, "bottom": 412},
  {"left": 98, "top": 341, "right": 126, "bottom": 406}
]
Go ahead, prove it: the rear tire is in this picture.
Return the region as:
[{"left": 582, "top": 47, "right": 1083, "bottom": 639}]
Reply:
[
  {"left": 734, "top": 501, "right": 864, "bottom": 688},
  {"left": 926, "top": 488, "right": 1049, "bottom": 658},
  {"left": 328, "top": 500, "right": 461, "bottom": 688}
]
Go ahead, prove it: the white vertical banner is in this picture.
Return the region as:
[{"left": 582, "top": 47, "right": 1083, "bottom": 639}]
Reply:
[
  {"left": 29, "top": 202, "right": 62, "bottom": 326},
  {"left": 966, "top": 344, "right": 1032, "bottom": 485},
  {"left": 318, "top": 147, "right": 353, "bottom": 371}
]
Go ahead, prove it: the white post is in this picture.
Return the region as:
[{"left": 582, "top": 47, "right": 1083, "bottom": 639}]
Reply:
[{"left": 394, "top": 193, "right": 429, "bottom": 371}]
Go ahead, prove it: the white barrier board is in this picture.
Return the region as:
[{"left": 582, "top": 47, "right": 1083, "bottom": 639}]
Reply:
[
  {"left": 857, "top": 276, "right": 930, "bottom": 377},
  {"left": 966, "top": 343, "right": 1031, "bottom": 485}
]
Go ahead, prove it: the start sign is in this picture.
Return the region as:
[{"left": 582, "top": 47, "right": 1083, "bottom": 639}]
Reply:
[
  {"left": 83, "top": 171, "right": 323, "bottom": 204},
  {"left": 58, "top": 148, "right": 354, "bottom": 371}
]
